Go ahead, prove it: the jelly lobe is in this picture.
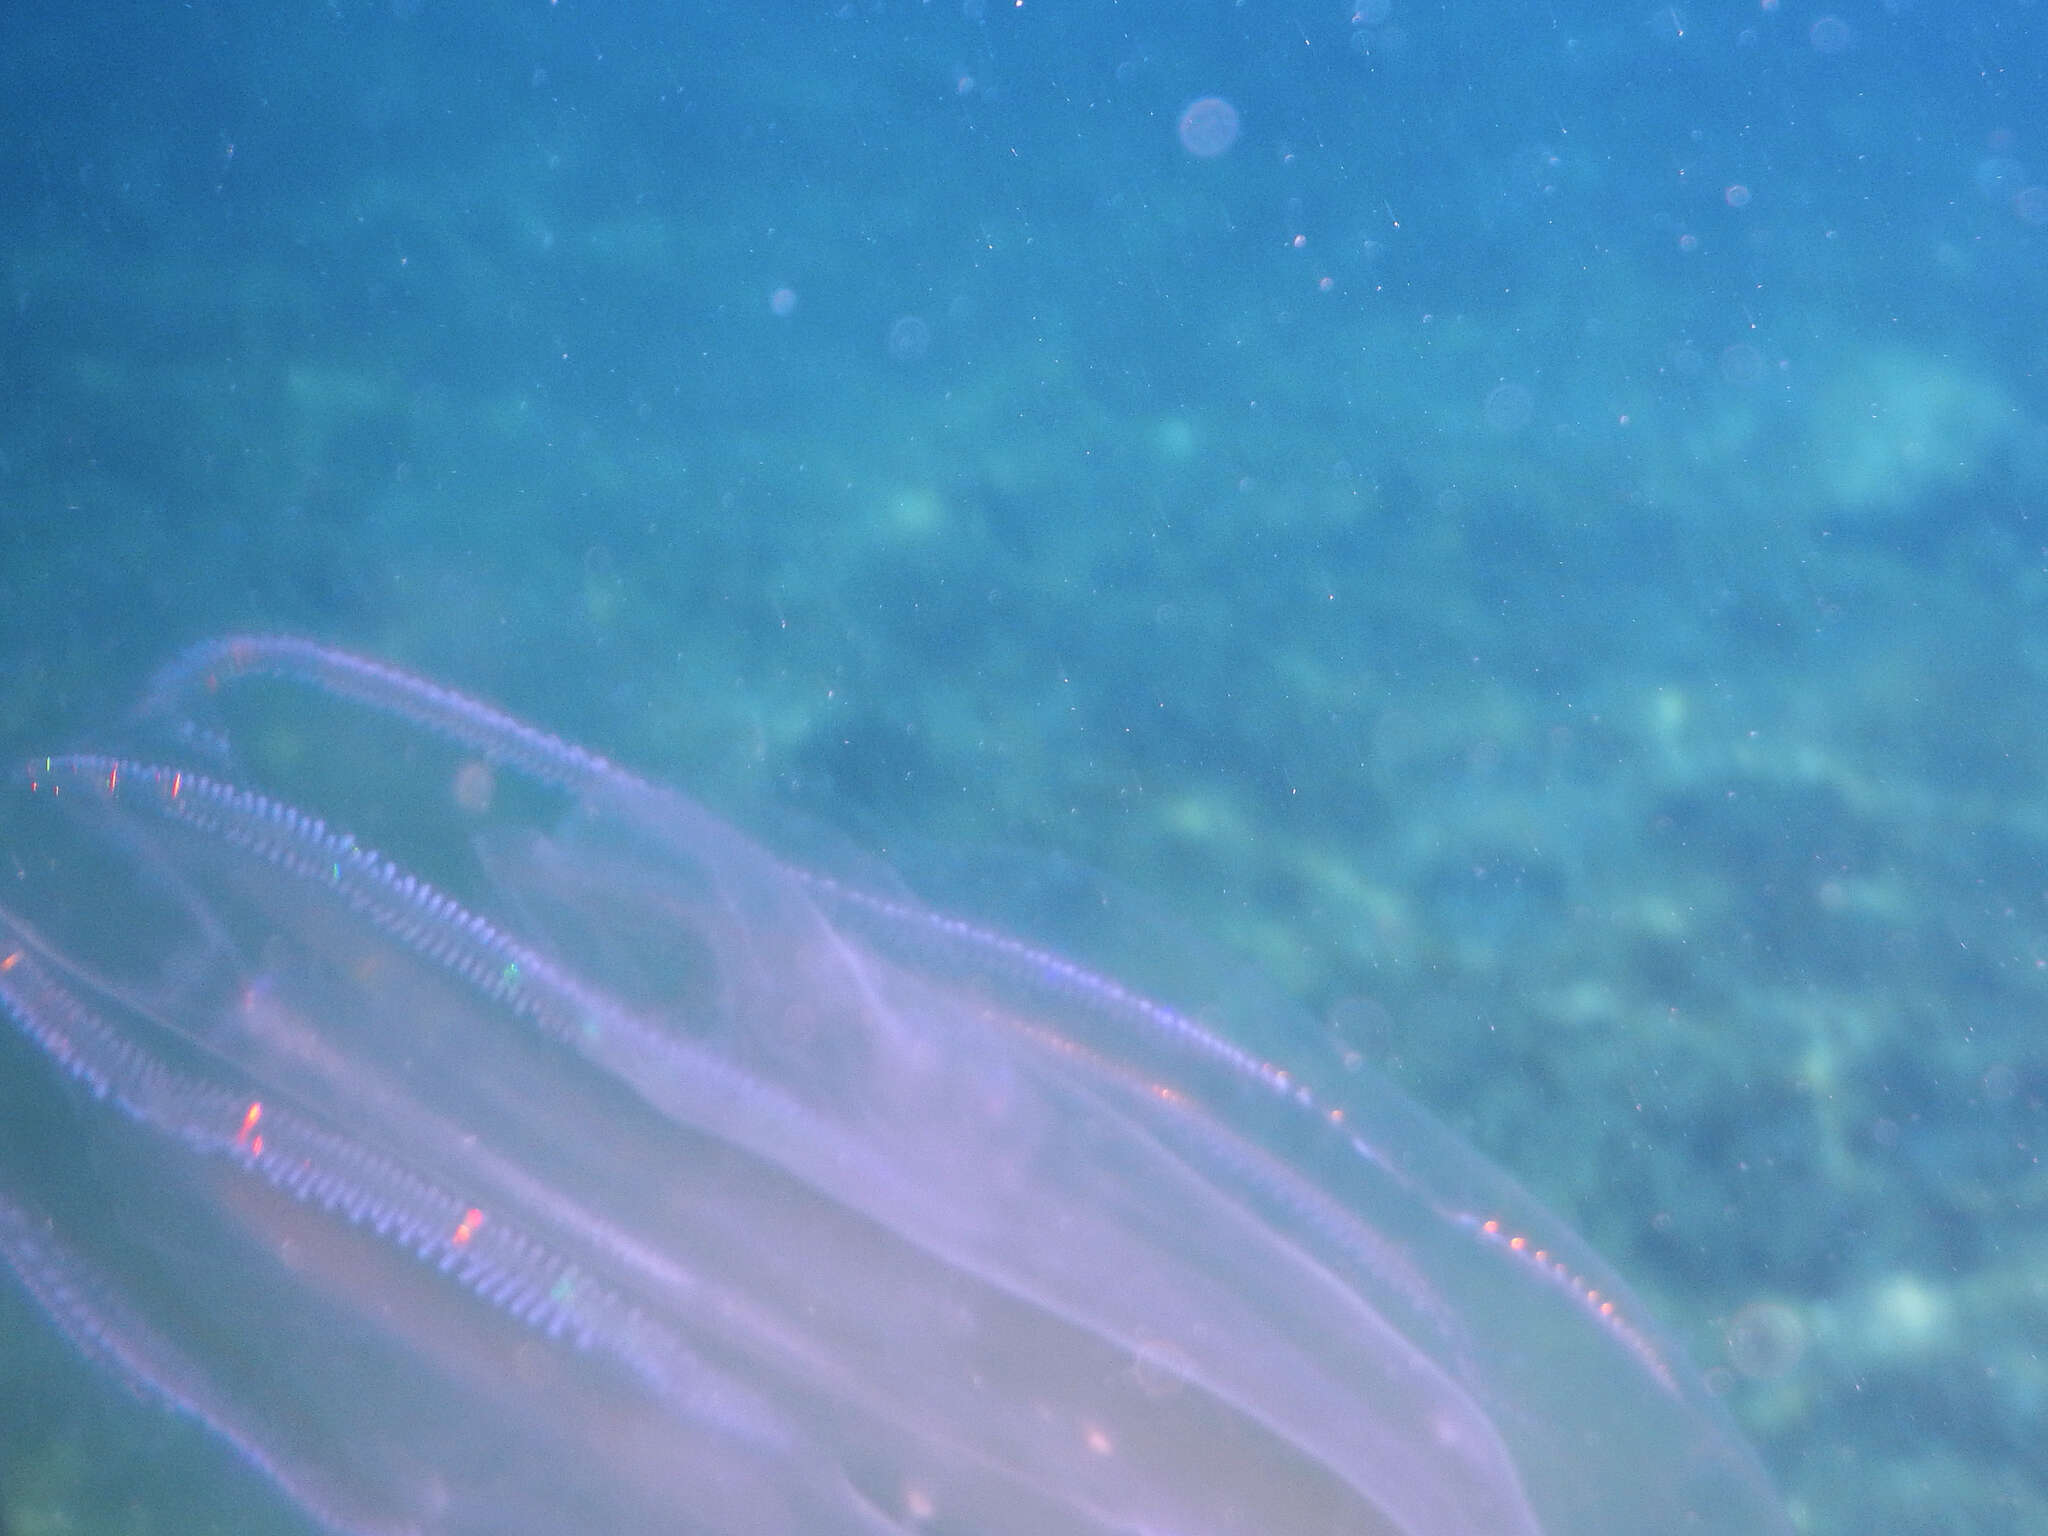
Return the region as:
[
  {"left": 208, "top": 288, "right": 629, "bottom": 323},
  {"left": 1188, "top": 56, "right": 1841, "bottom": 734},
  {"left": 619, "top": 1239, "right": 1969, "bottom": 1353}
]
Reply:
[
  {"left": 3, "top": 755, "right": 1524, "bottom": 1535},
  {"left": 0, "top": 638, "right": 1793, "bottom": 1536}
]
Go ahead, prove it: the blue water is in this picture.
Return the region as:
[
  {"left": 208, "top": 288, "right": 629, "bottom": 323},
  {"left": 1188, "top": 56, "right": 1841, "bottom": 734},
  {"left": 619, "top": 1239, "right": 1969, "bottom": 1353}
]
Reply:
[{"left": 1, "top": 2, "right": 2043, "bottom": 1532}]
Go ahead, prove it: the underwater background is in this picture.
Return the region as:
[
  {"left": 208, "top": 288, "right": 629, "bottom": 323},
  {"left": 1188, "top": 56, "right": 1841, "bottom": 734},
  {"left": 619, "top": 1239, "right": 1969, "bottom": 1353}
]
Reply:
[{"left": 0, "top": 1, "right": 2043, "bottom": 1532}]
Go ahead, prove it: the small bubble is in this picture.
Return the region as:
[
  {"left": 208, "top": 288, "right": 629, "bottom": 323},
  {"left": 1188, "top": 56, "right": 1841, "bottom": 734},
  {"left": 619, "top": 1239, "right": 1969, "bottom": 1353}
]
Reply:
[
  {"left": 2014, "top": 186, "right": 2048, "bottom": 226},
  {"left": 1483, "top": 382, "right": 1534, "bottom": 433},
  {"left": 1177, "top": 96, "right": 1241, "bottom": 159},
  {"left": 768, "top": 286, "right": 798, "bottom": 318},
  {"left": 1726, "top": 1300, "right": 1808, "bottom": 1380},
  {"left": 451, "top": 760, "right": 496, "bottom": 815},
  {"left": 1720, "top": 343, "right": 1765, "bottom": 384},
  {"left": 1724, "top": 184, "right": 1752, "bottom": 209},
  {"left": 886, "top": 314, "right": 931, "bottom": 361},
  {"left": 1809, "top": 15, "right": 1852, "bottom": 53}
]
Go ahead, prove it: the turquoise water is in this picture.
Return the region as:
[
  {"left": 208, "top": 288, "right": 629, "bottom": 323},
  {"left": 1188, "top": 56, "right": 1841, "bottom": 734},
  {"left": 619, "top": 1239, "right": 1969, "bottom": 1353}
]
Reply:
[{"left": 1, "top": 2, "right": 2044, "bottom": 1532}]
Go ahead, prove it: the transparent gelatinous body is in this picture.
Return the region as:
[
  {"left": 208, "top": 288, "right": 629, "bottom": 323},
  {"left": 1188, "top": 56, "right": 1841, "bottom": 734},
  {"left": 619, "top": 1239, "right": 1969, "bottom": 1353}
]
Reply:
[{"left": 0, "top": 637, "right": 1792, "bottom": 1536}]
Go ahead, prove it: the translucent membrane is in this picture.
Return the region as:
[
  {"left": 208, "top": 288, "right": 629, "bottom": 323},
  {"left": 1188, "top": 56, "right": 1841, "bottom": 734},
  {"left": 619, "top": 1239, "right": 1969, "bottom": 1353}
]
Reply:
[{"left": 0, "top": 637, "right": 1793, "bottom": 1536}]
